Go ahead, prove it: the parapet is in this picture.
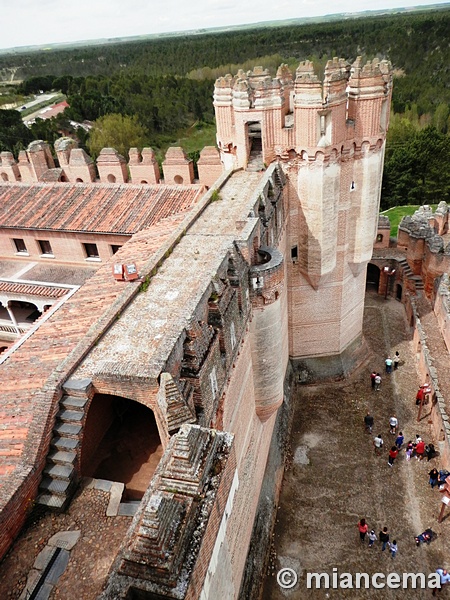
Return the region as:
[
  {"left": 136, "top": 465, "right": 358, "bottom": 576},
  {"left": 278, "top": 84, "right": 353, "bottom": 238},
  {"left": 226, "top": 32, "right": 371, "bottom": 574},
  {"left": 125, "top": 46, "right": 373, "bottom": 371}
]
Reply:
[
  {"left": 214, "top": 57, "right": 393, "bottom": 169},
  {"left": 96, "top": 147, "right": 128, "bottom": 183},
  {"left": 0, "top": 138, "right": 224, "bottom": 188},
  {"left": 128, "top": 147, "right": 161, "bottom": 184},
  {"left": 101, "top": 424, "right": 236, "bottom": 599},
  {"left": 0, "top": 151, "right": 20, "bottom": 182},
  {"left": 162, "top": 146, "right": 194, "bottom": 185},
  {"left": 197, "top": 146, "right": 223, "bottom": 188}
]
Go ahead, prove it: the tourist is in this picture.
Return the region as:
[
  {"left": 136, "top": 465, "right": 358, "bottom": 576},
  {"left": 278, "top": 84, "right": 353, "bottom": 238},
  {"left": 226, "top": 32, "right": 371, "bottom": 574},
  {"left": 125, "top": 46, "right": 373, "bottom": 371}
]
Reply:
[
  {"left": 385, "top": 356, "right": 393, "bottom": 374},
  {"left": 405, "top": 440, "right": 414, "bottom": 461},
  {"left": 388, "top": 446, "right": 399, "bottom": 467},
  {"left": 379, "top": 527, "right": 390, "bottom": 551},
  {"left": 368, "top": 529, "right": 377, "bottom": 548},
  {"left": 358, "top": 518, "right": 368, "bottom": 543},
  {"left": 389, "top": 539, "right": 398, "bottom": 558},
  {"left": 389, "top": 414, "right": 398, "bottom": 435},
  {"left": 415, "top": 439, "right": 426, "bottom": 460},
  {"left": 370, "top": 371, "right": 377, "bottom": 390},
  {"left": 432, "top": 568, "right": 450, "bottom": 595},
  {"left": 416, "top": 385, "right": 425, "bottom": 406},
  {"left": 374, "top": 373, "right": 382, "bottom": 391},
  {"left": 374, "top": 434, "right": 383, "bottom": 455},
  {"left": 426, "top": 443, "right": 437, "bottom": 461},
  {"left": 364, "top": 412, "right": 374, "bottom": 434},
  {"left": 429, "top": 468, "right": 440, "bottom": 488},
  {"left": 393, "top": 351, "right": 400, "bottom": 370},
  {"left": 395, "top": 431, "right": 404, "bottom": 449}
]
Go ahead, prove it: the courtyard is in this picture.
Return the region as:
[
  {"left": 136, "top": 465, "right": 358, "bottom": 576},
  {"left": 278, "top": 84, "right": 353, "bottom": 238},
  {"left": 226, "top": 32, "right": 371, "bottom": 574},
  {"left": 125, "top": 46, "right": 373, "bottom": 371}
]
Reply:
[{"left": 262, "top": 290, "right": 449, "bottom": 599}]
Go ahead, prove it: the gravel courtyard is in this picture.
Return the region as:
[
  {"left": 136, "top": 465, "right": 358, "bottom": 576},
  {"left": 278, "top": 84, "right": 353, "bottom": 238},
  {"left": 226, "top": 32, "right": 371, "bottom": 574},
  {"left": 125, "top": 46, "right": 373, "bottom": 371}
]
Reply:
[{"left": 263, "top": 291, "right": 449, "bottom": 599}]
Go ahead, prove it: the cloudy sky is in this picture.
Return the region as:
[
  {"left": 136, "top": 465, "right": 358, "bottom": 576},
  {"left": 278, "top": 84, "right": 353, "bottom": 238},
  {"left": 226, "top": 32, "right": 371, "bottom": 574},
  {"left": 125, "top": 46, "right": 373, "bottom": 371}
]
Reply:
[{"left": 0, "top": 0, "right": 448, "bottom": 50}]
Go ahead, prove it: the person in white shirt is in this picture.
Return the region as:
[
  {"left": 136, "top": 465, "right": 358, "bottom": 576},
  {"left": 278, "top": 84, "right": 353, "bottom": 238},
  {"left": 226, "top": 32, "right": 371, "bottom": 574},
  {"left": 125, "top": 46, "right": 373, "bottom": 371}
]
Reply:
[
  {"left": 373, "top": 434, "right": 383, "bottom": 455},
  {"left": 389, "top": 414, "right": 398, "bottom": 434}
]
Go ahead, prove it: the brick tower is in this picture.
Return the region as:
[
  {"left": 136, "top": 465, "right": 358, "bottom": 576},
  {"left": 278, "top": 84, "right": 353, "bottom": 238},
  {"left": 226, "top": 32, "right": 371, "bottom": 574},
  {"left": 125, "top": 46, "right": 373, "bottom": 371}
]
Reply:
[{"left": 214, "top": 57, "right": 393, "bottom": 379}]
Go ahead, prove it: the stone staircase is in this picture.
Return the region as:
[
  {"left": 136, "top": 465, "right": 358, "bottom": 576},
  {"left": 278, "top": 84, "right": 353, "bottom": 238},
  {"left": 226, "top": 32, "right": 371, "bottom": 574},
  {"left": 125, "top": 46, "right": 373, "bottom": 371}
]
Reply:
[
  {"left": 37, "top": 395, "right": 86, "bottom": 510},
  {"left": 397, "top": 258, "right": 424, "bottom": 292}
]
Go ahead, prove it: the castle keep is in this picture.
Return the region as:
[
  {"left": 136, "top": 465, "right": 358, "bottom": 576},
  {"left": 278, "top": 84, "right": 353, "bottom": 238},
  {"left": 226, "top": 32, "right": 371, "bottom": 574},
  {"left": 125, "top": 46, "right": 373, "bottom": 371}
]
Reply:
[{"left": 0, "top": 58, "right": 393, "bottom": 598}]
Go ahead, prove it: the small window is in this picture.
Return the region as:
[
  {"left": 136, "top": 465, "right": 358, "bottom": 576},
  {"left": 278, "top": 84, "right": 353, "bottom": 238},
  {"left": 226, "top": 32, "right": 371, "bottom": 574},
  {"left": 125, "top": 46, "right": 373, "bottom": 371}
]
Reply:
[
  {"left": 291, "top": 246, "right": 298, "bottom": 261},
  {"left": 210, "top": 367, "right": 218, "bottom": 401},
  {"left": 230, "top": 322, "right": 236, "bottom": 349},
  {"left": 350, "top": 181, "right": 355, "bottom": 191},
  {"left": 376, "top": 234, "right": 383, "bottom": 243},
  {"left": 110, "top": 245, "right": 122, "bottom": 255},
  {"left": 38, "top": 240, "right": 53, "bottom": 255},
  {"left": 83, "top": 243, "right": 99, "bottom": 258},
  {"left": 13, "top": 238, "right": 27, "bottom": 253},
  {"left": 107, "top": 174, "right": 116, "bottom": 183}
]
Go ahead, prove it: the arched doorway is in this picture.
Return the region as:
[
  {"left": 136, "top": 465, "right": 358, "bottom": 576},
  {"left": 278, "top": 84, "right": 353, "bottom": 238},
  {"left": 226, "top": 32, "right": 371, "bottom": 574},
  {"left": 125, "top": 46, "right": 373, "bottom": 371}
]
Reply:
[
  {"left": 81, "top": 394, "right": 163, "bottom": 500},
  {"left": 366, "top": 263, "right": 380, "bottom": 291}
]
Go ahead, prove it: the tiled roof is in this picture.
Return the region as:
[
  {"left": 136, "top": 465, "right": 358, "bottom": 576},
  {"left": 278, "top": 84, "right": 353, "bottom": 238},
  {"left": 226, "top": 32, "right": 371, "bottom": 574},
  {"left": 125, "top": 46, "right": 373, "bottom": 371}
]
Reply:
[
  {"left": 0, "top": 213, "right": 195, "bottom": 488},
  {"left": 0, "top": 183, "right": 204, "bottom": 234},
  {"left": 0, "top": 282, "right": 69, "bottom": 298}
]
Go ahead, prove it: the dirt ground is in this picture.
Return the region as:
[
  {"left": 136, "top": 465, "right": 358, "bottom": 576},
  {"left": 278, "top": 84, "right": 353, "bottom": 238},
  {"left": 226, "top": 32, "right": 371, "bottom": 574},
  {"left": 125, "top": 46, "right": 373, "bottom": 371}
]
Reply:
[
  {"left": 262, "top": 291, "right": 449, "bottom": 599},
  {"left": 0, "top": 485, "right": 132, "bottom": 599}
]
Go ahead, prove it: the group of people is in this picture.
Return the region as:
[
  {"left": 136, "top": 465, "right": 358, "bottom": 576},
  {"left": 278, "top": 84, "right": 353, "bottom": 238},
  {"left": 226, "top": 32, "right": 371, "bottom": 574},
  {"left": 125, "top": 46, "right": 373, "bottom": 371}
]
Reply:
[
  {"left": 370, "top": 421, "right": 432, "bottom": 466},
  {"left": 370, "top": 352, "right": 401, "bottom": 391},
  {"left": 363, "top": 354, "right": 448, "bottom": 590},
  {"left": 357, "top": 519, "right": 397, "bottom": 557}
]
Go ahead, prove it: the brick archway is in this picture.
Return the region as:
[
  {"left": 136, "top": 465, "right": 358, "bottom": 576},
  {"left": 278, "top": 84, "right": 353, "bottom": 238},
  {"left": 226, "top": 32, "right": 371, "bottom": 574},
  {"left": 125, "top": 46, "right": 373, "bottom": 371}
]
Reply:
[{"left": 80, "top": 393, "right": 163, "bottom": 500}]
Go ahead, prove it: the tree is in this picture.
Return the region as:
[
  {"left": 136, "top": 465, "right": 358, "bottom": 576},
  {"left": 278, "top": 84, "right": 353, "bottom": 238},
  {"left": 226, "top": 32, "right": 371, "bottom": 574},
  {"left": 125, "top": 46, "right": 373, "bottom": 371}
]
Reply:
[
  {"left": 87, "top": 113, "right": 148, "bottom": 159},
  {"left": 0, "top": 109, "right": 33, "bottom": 154}
]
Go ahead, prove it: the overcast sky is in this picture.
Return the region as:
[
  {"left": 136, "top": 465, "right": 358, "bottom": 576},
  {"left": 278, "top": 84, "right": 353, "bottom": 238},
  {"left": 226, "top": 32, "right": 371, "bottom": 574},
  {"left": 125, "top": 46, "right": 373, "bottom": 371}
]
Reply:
[{"left": 0, "top": 0, "right": 449, "bottom": 51}]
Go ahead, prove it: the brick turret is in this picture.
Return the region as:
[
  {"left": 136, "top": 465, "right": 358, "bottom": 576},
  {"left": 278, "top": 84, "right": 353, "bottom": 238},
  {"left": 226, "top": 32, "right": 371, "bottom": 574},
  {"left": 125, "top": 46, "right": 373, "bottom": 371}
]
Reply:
[{"left": 215, "top": 58, "right": 393, "bottom": 378}]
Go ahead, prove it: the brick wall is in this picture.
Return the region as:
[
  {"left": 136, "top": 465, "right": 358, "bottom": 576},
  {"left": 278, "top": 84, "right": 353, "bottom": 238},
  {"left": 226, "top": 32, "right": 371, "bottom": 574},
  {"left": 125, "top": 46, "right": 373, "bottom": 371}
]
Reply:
[{"left": 0, "top": 229, "right": 130, "bottom": 265}]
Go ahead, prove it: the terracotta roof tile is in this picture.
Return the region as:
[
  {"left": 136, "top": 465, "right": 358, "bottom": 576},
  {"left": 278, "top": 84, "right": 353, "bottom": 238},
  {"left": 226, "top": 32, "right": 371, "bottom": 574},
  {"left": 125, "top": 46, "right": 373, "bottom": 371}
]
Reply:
[
  {"left": 0, "top": 207, "right": 202, "bottom": 487},
  {"left": 0, "top": 183, "right": 204, "bottom": 234}
]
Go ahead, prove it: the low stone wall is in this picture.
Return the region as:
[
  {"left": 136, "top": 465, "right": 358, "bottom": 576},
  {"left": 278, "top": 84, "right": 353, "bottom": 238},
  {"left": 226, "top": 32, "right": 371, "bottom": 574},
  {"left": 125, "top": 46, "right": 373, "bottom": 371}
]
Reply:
[{"left": 409, "top": 295, "right": 450, "bottom": 468}]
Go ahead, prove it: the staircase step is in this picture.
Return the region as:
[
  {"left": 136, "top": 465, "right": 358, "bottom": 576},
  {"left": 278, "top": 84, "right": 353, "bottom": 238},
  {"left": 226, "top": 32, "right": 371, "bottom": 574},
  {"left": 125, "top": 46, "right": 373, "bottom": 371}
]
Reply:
[
  {"left": 61, "top": 395, "right": 88, "bottom": 410},
  {"left": 48, "top": 449, "right": 76, "bottom": 465},
  {"left": 57, "top": 409, "right": 83, "bottom": 423},
  {"left": 54, "top": 422, "right": 82, "bottom": 437},
  {"left": 40, "top": 477, "right": 72, "bottom": 495},
  {"left": 52, "top": 437, "right": 78, "bottom": 451},
  {"left": 36, "top": 493, "right": 67, "bottom": 509},
  {"left": 44, "top": 463, "right": 74, "bottom": 480}
]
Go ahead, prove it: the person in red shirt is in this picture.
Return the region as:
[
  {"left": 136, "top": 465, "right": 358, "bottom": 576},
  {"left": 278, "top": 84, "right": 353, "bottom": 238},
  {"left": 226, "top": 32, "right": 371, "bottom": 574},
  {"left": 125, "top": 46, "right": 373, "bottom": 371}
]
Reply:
[
  {"left": 388, "top": 446, "right": 399, "bottom": 466},
  {"left": 358, "top": 518, "right": 368, "bottom": 543},
  {"left": 416, "top": 386, "right": 425, "bottom": 406},
  {"left": 415, "top": 440, "right": 426, "bottom": 460}
]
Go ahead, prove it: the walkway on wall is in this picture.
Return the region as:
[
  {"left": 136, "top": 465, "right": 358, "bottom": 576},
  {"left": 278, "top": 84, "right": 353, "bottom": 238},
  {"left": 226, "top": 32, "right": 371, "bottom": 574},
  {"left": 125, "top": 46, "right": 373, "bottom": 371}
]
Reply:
[{"left": 263, "top": 290, "right": 448, "bottom": 599}]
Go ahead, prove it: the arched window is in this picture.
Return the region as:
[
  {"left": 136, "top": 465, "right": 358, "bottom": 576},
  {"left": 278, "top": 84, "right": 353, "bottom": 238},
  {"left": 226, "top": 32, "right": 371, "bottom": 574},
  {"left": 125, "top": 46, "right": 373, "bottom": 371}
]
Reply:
[
  {"left": 107, "top": 174, "right": 116, "bottom": 183},
  {"left": 174, "top": 175, "right": 183, "bottom": 184},
  {"left": 1, "top": 173, "right": 8, "bottom": 182}
]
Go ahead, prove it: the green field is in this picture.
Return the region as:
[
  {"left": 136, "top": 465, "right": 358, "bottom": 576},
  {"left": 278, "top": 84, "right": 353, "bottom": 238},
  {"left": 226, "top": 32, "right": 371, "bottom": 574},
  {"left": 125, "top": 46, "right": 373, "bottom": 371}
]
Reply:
[
  {"left": 381, "top": 205, "right": 438, "bottom": 237},
  {"left": 155, "top": 121, "right": 217, "bottom": 164}
]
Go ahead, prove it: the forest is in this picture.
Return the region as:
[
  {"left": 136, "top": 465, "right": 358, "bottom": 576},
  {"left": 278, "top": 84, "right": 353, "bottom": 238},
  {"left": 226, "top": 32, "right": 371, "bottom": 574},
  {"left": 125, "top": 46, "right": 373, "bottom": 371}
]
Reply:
[{"left": 0, "top": 6, "right": 449, "bottom": 208}]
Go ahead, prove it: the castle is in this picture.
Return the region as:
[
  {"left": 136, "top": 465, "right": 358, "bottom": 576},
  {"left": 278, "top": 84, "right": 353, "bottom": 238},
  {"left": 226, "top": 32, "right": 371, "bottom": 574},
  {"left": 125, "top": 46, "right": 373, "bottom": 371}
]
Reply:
[{"left": 0, "top": 57, "right": 395, "bottom": 598}]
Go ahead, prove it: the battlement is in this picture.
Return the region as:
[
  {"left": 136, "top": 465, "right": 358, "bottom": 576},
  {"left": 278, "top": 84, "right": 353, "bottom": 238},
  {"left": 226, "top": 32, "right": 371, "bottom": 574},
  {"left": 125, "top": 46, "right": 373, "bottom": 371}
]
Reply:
[
  {"left": 214, "top": 57, "right": 393, "bottom": 169},
  {"left": 0, "top": 138, "right": 224, "bottom": 188},
  {"left": 398, "top": 203, "right": 450, "bottom": 297}
]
